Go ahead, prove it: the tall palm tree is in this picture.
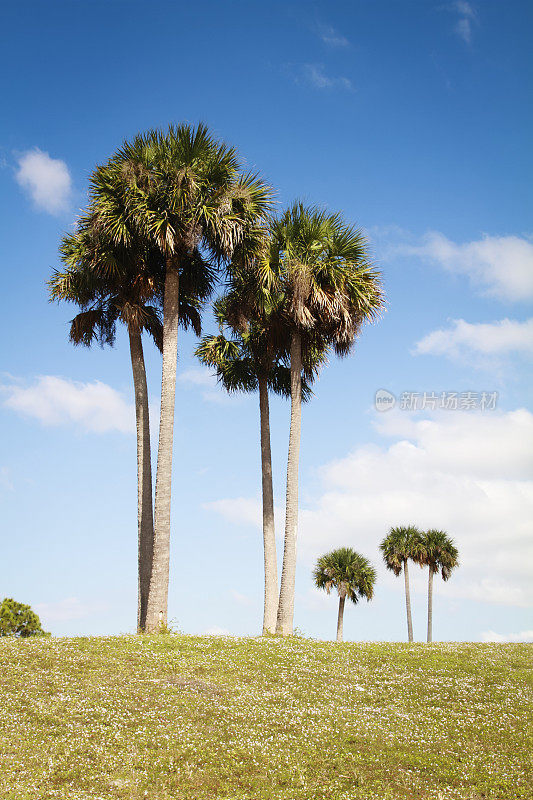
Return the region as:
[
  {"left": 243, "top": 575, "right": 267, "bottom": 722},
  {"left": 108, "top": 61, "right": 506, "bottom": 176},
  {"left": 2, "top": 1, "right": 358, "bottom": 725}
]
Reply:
[
  {"left": 49, "top": 218, "right": 204, "bottom": 631},
  {"left": 313, "top": 547, "right": 376, "bottom": 642},
  {"left": 91, "top": 124, "right": 272, "bottom": 631},
  {"left": 380, "top": 525, "right": 424, "bottom": 642},
  {"left": 263, "top": 203, "right": 384, "bottom": 636},
  {"left": 196, "top": 297, "right": 319, "bottom": 634},
  {"left": 419, "top": 529, "right": 459, "bottom": 643}
]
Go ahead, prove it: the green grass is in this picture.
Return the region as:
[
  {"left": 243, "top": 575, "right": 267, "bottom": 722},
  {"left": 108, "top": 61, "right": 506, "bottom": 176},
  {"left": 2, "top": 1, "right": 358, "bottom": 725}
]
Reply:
[{"left": 0, "top": 636, "right": 531, "bottom": 799}]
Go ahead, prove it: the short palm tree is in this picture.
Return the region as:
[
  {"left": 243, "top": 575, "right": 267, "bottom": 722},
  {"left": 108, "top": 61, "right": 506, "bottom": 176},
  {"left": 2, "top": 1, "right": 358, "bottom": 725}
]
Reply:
[
  {"left": 263, "top": 203, "right": 384, "bottom": 636},
  {"left": 380, "top": 525, "right": 424, "bottom": 642},
  {"left": 419, "top": 529, "right": 459, "bottom": 642},
  {"left": 196, "top": 296, "right": 319, "bottom": 634},
  {"left": 313, "top": 548, "right": 376, "bottom": 642},
  {"left": 91, "top": 124, "right": 272, "bottom": 631}
]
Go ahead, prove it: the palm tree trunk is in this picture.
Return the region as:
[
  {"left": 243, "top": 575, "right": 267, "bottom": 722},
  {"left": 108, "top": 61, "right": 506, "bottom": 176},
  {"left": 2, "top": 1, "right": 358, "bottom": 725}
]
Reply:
[
  {"left": 128, "top": 326, "right": 154, "bottom": 633},
  {"left": 259, "top": 375, "right": 277, "bottom": 635},
  {"left": 145, "top": 258, "right": 179, "bottom": 632},
  {"left": 404, "top": 559, "right": 414, "bottom": 642},
  {"left": 336, "top": 595, "right": 345, "bottom": 643},
  {"left": 276, "top": 330, "right": 302, "bottom": 636},
  {"left": 427, "top": 568, "right": 433, "bottom": 643}
]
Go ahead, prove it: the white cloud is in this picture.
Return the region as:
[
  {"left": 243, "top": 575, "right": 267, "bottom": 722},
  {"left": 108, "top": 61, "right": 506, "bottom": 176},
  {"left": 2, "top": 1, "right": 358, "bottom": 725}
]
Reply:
[
  {"left": 441, "top": 578, "right": 531, "bottom": 608},
  {"left": 15, "top": 148, "right": 72, "bottom": 214},
  {"left": 178, "top": 367, "right": 242, "bottom": 405},
  {"left": 209, "top": 408, "right": 533, "bottom": 609},
  {"left": 231, "top": 590, "right": 252, "bottom": 606},
  {"left": 205, "top": 497, "right": 261, "bottom": 527},
  {"left": 318, "top": 24, "right": 349, "bottom": 48},
  {"left": 415, "top": 318, "right": 533, "bottom": 363},
  {"left": 301, "top": 64, "right": 353, "bottom": 91},
  {"left": 178, "top": 367, "right": 215, "bottom": 388},
  {"left": 203, "top": 626, "right": 230, "bottom": 636},
  {"left": 35, "top": 597, "right": 107, "bottom": 623},
  {"left": 449, "top": 1, "right": 477, "bottom": 43},
  {"left": 481, "top": 629, "right": 533, "bottom": 643},
  {"left": 205, "top": 496, "right": 285, "bottom": 536},
  {"left": 403, "top": 232, "right": 533, "bottom": 302},
  {"left": 2, "top": 376, "right": 135, "bottom": 434},
  {"left": 300, "top": 586, "right": 335, "bottom": 611}
]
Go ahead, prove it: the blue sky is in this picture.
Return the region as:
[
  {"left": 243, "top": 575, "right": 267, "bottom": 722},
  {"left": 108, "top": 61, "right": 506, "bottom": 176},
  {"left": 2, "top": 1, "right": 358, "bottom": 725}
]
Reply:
[{"left": 1, "top": 0, "right": 532, "bottom": 642}]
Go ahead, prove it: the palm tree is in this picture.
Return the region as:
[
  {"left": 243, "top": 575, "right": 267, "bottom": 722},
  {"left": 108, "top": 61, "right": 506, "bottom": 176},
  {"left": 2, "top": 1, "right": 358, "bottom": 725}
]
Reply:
[
  {"left": 91, "top": 124, "right": 272, "bottom": 631},
  {"left": 49, "top": 217, "right": 204, "bottom": 631},
  {"left": 419, "top": 529, "right": 459, "bottom": 643},
  {"left": 196, "top": 297, "right": 319, "bottom": 634},
  {"left": 380, "top": 525, "right": 424, "bottom": 642},
  {"left": 313, "top": 548, "right": 376, "bottom": 642},
  {"left": 263, "top": 203, "right": 384, "bottom": 636},
  {"left": 50, "top": 222, "right": 162, "bottom": 632}
]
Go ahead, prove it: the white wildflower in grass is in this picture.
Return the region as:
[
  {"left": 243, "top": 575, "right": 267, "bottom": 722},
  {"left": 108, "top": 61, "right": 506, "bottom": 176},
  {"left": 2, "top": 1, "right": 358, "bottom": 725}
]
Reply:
[{"left": 0, "top": 636, "right": 531, "bottom": 798}]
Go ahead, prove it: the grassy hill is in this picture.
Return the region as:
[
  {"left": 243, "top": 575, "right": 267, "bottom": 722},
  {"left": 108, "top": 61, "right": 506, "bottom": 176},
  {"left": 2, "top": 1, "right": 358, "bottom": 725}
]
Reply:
[{"left": 0, "top": 635, "right": 531, "bottom": 799}]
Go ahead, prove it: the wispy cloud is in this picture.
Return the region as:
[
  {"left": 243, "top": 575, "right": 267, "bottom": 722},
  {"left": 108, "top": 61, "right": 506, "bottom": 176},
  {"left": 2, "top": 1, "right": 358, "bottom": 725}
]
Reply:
[
  {"left": 205, "top": 497, "right": 261, "bottom": 527},
  {"left": 318, "top": 24, "right": 349, "bottom": 48},
  {"left": 449, "top": 1, "right": 477, "bottom": 44},
  {"left": 231, "top": 590, "right": 252, "bottom": 606},
  {"left": 15, "top": 148, "right": 72, "bottom": 215},
  {"left": 300, "top": 63, "right": 353, "bottom": 91},
  {"left": 35, "top": 597, "right": 108, "bottom": 623},
  {"left": 203, "top": 626, "right": 231, "bottom": 636},
  {"left": 178, "top": 367, "right": 244, "bottom": 404},
  {"left": 481, "top": 629, "right": 533, "bottom": 643},
  {"left": 1, "top": 375, "right": 135, "bottom": 434},
  {"left": 414, "top": 318, "right": 533, "bottom": 364},
  {"left": 398, "top": 232, "right": 533, "bottom": 302}
]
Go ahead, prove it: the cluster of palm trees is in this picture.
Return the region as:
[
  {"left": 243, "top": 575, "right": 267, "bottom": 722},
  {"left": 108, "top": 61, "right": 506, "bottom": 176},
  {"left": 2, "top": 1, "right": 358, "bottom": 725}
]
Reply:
[
  {"left": 381, "top": 525, "right": 459, "bottom": 643},
  {"left": 49, "top": 122, "right": 384, "bottom": 636},
  {"left": 314, "top": 526, "right": 458, "bottom": 643}
]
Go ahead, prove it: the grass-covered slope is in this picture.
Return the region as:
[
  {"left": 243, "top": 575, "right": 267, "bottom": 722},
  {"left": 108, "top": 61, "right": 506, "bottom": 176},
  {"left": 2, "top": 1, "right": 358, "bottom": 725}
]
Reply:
[{"left": 0, "top": 635, "right": 531, "bottom": 799}]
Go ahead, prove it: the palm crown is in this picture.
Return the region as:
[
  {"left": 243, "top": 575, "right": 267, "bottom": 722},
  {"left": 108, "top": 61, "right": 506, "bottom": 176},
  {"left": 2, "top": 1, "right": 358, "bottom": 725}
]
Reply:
[
  {"left": 90, "top": 123, "right": 272, "bottom": 267},
  {"left": 266, "top": 202, "right": 384, "bottom": 353},
  {"left": 49, "top": 220, "right": 164, "bottom": 349},
  {"left": 380, "top": 525, "right": 425, "bottom": 576},
  {"left": 314, "top": 547, "right": 376, "bottom": 603},
  {"left": 420, "top": 529, "right": 459, "bottom": 580}
]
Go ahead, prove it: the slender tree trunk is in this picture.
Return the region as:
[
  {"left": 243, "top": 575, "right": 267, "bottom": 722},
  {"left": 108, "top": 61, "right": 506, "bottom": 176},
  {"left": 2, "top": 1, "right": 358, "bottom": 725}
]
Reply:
[
  {"left": 427, "top": 567, "right": 433, "bottom": 643},
  {"left": 259, "top": 376, "right": 278, "bottom": 635},
  {"left": 145, "top": 258, "right": 179, "bottom": 632},
  {"left": 404, "top": 559, "right": 414, "bottom": 642},
  {"left": 128, "top": 326, "right": 154, "bottom": 633},
  {"left": 276, "top": 330, "right": 302, "bottom": 636},
  {"left": 336, "top": 595, "right": 345, "bottom": 643}
]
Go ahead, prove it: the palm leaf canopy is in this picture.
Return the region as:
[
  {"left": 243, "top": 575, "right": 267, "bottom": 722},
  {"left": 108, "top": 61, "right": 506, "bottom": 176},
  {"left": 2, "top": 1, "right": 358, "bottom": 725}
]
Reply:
[
  {"left": 379, "top": 525, "right": 425, "bottom": 576},
  {"left": 420, "top": 529, "right": 459, "bottom": 580},
  {"left": 261, "top": 202, "right": 385, "bottom": 356},
  {"left": 89, "top": 123, "right": 273, "bottom": 272},
  {"left": 313, "top": 547, "right": 376, "bottom": 604},
  {"left": 49, "top": 204, "right": 214, "bottom": 348},
  {"left": 195, "top": 289, "right": 326, "bottom": 400},
  {"left": 195, "top": 330, "right": 315, "bottom": 402}
]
